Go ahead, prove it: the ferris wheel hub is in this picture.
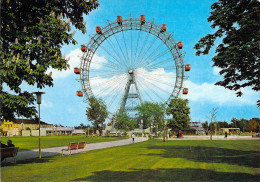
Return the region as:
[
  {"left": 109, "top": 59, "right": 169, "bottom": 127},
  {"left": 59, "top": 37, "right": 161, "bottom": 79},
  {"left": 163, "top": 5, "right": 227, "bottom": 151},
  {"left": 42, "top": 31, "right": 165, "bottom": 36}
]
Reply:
[{"left": 128, "top": 70, "right": 133, "bottom": 74}]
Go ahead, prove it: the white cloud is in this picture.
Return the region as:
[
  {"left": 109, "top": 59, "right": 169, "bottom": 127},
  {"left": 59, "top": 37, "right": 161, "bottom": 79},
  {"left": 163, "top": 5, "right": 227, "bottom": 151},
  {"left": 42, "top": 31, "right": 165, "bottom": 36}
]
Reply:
[
  {"left": 213, "top": 67, "right": 221, "bottom": 76},
  {"left": 46, "top": 49, "right": 107, "bottom": 80},
  {"left": 85, "top": 65, "right": 258, "bottom": 107},
  {"left": 183, "top": 80, "right": 258, "bottom": 106},
  {"left": 41, "top": 100, "right": 54, "bottom": 108}
]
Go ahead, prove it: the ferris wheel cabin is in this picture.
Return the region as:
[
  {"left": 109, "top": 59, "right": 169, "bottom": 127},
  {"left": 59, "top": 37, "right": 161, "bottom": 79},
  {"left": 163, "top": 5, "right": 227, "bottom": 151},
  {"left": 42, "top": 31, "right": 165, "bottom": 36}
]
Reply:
[
  {"left": 161, "top": 24, "right": 166, "bottom": 32},
  {"left": 96, "top": 26, "right": 102, "bottom": 34},
  {"left": 178, "top": 41, "right": 183, "bottom": 49},
  {"left": 183, "top": 88, "right": 188, "bottom": 94},
  {"left": 117, "top": 16, "right": 122, "bottom": 25},
  {"left": 185, "top": 64, "right": 191, "bottom": 71},
  {"left": 74, "top": 67, "right": 80, "bottom": 74},
  {"left": 140, "top": 15, "right": 145, "bottom": 25},
  {"left": 81, "top": 44, "right": 86, "bottom": 52},
  {"left": 77, "top": 91, "right": 83, "bottom": 97}
]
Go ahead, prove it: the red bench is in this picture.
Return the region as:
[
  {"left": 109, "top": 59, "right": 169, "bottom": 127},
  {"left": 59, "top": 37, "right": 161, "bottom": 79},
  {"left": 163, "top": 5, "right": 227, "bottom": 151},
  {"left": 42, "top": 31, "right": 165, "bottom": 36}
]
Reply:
[
  {"left": 62, "top": 142, "right": 86, "bottom": 155},
  {"left": 1, "top": 147, "right": 19, "bottom": 163}
]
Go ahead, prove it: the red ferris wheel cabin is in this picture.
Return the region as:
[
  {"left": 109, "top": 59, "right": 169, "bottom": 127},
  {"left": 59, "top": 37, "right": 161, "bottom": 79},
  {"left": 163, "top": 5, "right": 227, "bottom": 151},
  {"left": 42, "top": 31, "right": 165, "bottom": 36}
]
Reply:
[
  {"left": 178, "top": 41, "right": 183, "bottom": 49},
  {"left": 117, "top": 16, "right": 122, "bottom": 25},
  {"left": 96, "top": 26, "right": 102, "bottom": 34},
  {"left": 77, "top": 91, "right": 83, "bottom": 97},
  {"left": 183, "top": 88, "right": 188, "bottom": 94},
  {"left": 185, "top": 64, "right": 191, "bottom": 71}
]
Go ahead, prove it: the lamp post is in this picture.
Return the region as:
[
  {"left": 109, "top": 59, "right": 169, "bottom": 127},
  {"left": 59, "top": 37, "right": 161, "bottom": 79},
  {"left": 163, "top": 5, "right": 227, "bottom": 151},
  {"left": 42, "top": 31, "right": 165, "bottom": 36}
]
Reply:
[{"left": 32, "top": 91, "right": 45, "bottom": 159}]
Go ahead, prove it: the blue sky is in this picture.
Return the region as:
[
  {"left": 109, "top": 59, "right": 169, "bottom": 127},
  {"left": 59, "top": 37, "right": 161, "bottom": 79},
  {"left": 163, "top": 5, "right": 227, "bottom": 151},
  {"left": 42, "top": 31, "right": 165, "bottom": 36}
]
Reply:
[{"left": 20, "top": 0, "right": 260, "bottom": 126}]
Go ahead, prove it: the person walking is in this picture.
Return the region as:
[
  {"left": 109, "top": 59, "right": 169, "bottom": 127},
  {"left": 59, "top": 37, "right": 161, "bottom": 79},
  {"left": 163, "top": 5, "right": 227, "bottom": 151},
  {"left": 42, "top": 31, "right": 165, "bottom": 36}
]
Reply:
[{"left": 131, "top": 133, "right": 135, "bottom": 143}]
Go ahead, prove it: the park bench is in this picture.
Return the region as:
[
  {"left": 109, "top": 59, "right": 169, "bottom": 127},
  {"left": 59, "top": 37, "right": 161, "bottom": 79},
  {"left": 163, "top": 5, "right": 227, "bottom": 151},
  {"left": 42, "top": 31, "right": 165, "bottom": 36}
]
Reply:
[
  {"left": 1, "top": 147, "right": 19, "bottom": 163},
  {"left": 61, "top": 142, "right": 86, "bottom": 155}
]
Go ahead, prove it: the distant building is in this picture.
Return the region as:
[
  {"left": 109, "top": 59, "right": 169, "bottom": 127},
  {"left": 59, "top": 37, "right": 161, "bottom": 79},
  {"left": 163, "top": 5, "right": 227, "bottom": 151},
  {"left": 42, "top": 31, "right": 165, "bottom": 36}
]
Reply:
[
  {"left": 72, "top": 129, "right": 86, "bottom": 135},
  {"left": 189, "top": 121, "right": 204, "bottom": 135},
  {"left": 0, "top": 119, "right": 53, "bottom": 136},
  {"left": 220, "top": 128, "right": 240, "bottom": 134},
  {"left": 15, "top": 119, "right": 53, "bottom": 130},
  {"left": 0, "top": 120, "right": 19, "bottom": 136}
]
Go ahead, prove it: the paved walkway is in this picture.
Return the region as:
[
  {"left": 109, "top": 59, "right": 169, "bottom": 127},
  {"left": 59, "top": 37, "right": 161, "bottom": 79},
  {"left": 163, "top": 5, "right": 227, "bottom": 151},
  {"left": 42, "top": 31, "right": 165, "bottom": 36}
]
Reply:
[{"left": 5, "top": 137, "right": 148, "bottom": 163}]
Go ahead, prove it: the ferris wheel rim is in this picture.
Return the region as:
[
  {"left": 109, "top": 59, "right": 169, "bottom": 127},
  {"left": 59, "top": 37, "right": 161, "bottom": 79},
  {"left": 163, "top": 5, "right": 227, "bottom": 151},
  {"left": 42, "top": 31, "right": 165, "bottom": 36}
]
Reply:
[{"left": 80, "top": 17, "right": 185, "bottom": 113}]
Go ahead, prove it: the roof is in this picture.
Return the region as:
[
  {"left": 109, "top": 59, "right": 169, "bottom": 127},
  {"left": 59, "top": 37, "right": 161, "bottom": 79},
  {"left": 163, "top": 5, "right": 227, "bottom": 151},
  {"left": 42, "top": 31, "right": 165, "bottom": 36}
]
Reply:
[{"left": 15, "top": 119, "right": 50, "bottom": 125}]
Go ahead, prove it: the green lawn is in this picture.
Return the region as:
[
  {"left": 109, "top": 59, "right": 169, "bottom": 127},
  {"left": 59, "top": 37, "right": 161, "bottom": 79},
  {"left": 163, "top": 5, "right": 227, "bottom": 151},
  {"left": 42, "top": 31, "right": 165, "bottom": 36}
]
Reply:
[
  {"left": 0, "top": 135, "right": 128, "bottom": 150},
  {"left": 2, "top": 140, "right": 260, "bottom": 182}
]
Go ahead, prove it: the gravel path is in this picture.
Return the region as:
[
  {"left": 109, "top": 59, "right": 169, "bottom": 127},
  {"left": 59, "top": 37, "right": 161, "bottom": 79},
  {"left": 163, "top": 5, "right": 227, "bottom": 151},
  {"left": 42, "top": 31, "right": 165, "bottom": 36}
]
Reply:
[{"left": 5, "top": 137, "right": 148, "bottom": 163}]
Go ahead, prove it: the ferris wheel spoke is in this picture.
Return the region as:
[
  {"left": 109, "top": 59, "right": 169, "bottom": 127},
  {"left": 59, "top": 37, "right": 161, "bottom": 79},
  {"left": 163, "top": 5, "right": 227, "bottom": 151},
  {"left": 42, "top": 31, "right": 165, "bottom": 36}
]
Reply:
[
  {"left": 102, "top": 82, "right": 126, "bottom": 108},
  {"left": 91, "top": 77, "right": 124, "bottom": 92},
  {"left": 136, "top": 79, "right": 154, "bottom": 102},
  {"left": 137, "top": 73, "right": 175, "bottom": 88},
  {"left": 134, "top": 31, "right": 151, "bottom": 67},
  {"left": 130, "top": 28, "right": 133, "bottom": 69},
  {"left": 132, "top": 30, "right": 141, "bottom": 68},
  {"left": 137, "top": 77, "right": 165, "bottom": 102},
  {"left": 138, "top": 71, "right": 176, "bottom": 80},
  {"left": 89, "top": 72, "right": 126, "bottom": 79},
  {"left": 135, "top": 40, "right": 165, "bottom": 69},
  {"left": 99, "top": 44, "right": 128, "bottom": 70},
  {"left": 139, "top": 48, "right": 171, "bottom": 69},
  {"left": 95, "top": 78, "right": 123, "bottom": 97},
  {"left": 144, "top": 57, "right": 173, "bottom": 70},
  {"left": 91, "top": 60, "right": 124, "bottom": 72},
  {"left": 121, "top": 29, "right": 130, "bottom": 66},
  {"left": 89, "top": 69, "right": 124, "bottom": 74},
  {"left": 106, "top": 37, "right": 127, "bottom": 67},
  {"left": 105, "top": 82, "right": 126, "bottom": 108},
  {"left": 137, "top": 73, "right": 172, "bottom": 95},
  {"left": 91, "top": 74, "right": 127, "bottom": 90},
  {"left": 112, "top": 33, "right": 129, "bottom": 68},
  {"left": 138, "top": 36, "right": 158, "bottom": 66}
]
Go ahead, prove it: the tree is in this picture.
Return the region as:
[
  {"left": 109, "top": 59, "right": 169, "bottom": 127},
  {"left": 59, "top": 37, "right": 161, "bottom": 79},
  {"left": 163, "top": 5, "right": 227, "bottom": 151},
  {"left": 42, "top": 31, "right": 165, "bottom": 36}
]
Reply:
[
  {"left": 231, "top": 118, "right": 239, "bottom": 128},
  {"left": 239, "top": 118, "right": 249, "bottom": 132},
  {"left": 202, "top": 121, "right": 209, "bottom": 132},
  {"left": 114, "top": 110, "right": 136, "bottom": 131},
  {"left": 86, "top": 97, "right": 108, "bottom": 136},
  {"left": 194, "top": 0, "right": 260, "bottom": 106},
  {"left": 75, "top": 123, "right": 87, "bottom": 129},
  {"left": 218, "top": 121, "right": 229, "bottom": 129},
  {"left": 207, "top": 108, "right": 218, "bottom": 140},
  {"left": 0, "top": 0, "right": 99, "bottom": 121},
  {"left": 166, "top": 98, "right": 191, "bottom": 131},
  {"left": 136, "top": 102, "right": 165, "bottom": 130},
  {"left": 248, "top": 118, "right": 260, "bottom": 132}
]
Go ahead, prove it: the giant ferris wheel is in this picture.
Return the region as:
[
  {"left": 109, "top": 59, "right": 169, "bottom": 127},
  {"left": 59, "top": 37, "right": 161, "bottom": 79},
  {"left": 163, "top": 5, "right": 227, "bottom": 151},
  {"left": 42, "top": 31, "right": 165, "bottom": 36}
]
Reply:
[{"left": 75, "top": 15, "right": 190, "bottom": 119}]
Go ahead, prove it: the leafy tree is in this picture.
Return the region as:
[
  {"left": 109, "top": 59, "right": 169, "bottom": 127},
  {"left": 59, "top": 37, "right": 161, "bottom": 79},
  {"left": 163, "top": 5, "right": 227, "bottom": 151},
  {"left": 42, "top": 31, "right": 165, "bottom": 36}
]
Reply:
[
  {"left": 239, "top": 118, "right": 249, "bottom": 132},
  {"left": 202, "top": 121, "right": 209, "bottom": 132},
  {"left": 114, "top": 110, "right": 136, "bottom": 131},
  {"left": 0, "top": 0, "right": 99, "bottom": 121},
  {"left": 84, "top": 126, "right": 94, "bottom": 135},
  {"left": 218, "top": 121, "right": 229, "bottom": 129},
  {"left": 86, "top": 97, "right": 108, "bottom": 136},
  {"left": 231, "top": 118, "right": 239, "bottom": 128},
  {"left": 136, "top": 102, "right": 165, "bottom": 130},
  {"left": 194, "top": 0, "right": 260, "bottom": 106},
  {"left": 166, "top": 98, "right": 191, "bottom": 131},
  {"left": 75, "top": 123, "right": 87, "bottom": 129},
  {"left": 248, "top": 118, "right": 260, "bottom": 132}
]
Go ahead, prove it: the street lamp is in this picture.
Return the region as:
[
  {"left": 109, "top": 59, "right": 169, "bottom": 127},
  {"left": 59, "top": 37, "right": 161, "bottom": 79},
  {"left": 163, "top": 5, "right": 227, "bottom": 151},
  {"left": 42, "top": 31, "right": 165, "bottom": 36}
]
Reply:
[{"left": 32, "top": 91, "right": 45, "bottom": 159}]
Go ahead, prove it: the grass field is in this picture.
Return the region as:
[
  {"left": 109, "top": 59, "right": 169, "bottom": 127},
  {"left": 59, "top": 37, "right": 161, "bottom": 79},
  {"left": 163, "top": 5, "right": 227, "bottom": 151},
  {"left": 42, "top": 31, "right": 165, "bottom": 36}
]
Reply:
[
  {"left": 0, "top": 135, "right": 128, "bottom": 150},
  {"left": 1, "top": 140, "right": 260, "bottom": 182}
]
